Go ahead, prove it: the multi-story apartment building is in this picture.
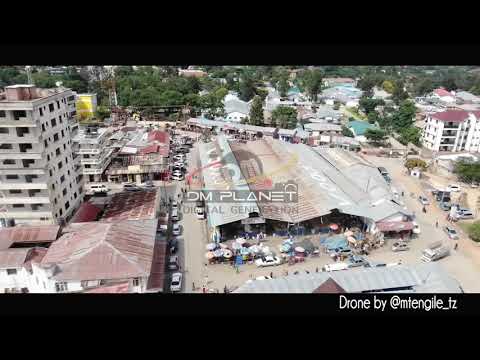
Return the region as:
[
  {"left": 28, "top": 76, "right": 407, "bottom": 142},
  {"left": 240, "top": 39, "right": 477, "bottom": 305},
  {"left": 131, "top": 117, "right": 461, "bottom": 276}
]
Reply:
[
  {"left": 0, "top": 85, "right": 84, "bottom": 226},
  {"left": 422, "top": 109, "right": 480, "bottom": 152},
  {"left": 72, "top": 125, "right": 114, "bottom": 183}
]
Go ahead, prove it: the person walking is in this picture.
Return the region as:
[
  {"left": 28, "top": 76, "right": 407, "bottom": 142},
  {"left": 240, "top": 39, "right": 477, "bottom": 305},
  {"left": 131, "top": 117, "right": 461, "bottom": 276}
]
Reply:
[
  {"left": 435, "top": 220, "right": 439, "bottom": 228},
  {"left": 192, "top": 282, "right": 195, "bottom": 291},
  {"left": 316, "top": 267, "right": 319, "bottom": 273},
  {"left": 454, "top": 242, "right": 459, "bottom": 250},
  {"left": 270, "top": 271, "right": 273, "bottom": 278}
]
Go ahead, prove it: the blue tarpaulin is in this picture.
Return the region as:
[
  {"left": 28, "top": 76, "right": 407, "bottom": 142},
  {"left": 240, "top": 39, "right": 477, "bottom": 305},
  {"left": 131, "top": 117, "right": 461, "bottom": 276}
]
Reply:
[{"left": 319, "top": 234, "right": 349, "bottom": 251}]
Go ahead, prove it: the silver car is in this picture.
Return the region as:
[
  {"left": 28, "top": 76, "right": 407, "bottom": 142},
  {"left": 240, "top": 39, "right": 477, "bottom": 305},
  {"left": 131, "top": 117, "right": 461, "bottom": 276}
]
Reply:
[
  {"left": 392, "top": 242, "right": 410, "bottom": 252},
  {"left": 444, "top": 226, "right": 459, "bottom": 240}
]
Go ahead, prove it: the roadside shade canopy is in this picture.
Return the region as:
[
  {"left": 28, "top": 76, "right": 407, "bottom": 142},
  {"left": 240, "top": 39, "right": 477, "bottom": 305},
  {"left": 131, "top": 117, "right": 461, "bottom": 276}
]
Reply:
[{"left": 376, "top": 221, "right": 414, "bottom": 232}]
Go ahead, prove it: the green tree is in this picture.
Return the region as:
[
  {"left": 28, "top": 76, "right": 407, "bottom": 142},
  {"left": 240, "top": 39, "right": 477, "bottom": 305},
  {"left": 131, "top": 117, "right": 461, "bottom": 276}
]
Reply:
[
  {"left": 399, "top": 126, "right": 421, "bottom": 146},
  {"left": 358, "top": 76, "right": 376, "bottom": 95},
  {"left": 359, "top": 97, "right": 384, "bottom": 115},
  {"left": 364, "top": 128, "right": 387, "bottom": 146},
  {"left": 382, "top": 80, "right": 395, "bottom": 94},
  {"left": 299, "top": 69, "right": 323, "bottom": 102},
  {"left": 238, "top": 74, "right": 256, "bottom": 102},
  {"left": 278, "top": 77, "right": 289, "bottom": 98},
  {"left": 270, "top": 106, "right": 298, "bottom": 129},
  {"left": 454, "top": 161, "right": 480, "bottom": 183},
  {"left": 413, "top": 78, "right": 435, "bottom": 97},
  {"left": 249, "top": 95, "right": 264, "bottom": 126},
  {"left": 367, "top": 111, "right": 380, "bottom": 124},
  {"left": 391, "top": 100, "right": 416, "bottom": 131},
  {"left": 467, "top": 222, "right": 480, "bottom": 243},
  {"left": 391, "top": 80, "right": 409, "bottom": 104},
  {"left": 95, "top": 106, "right": 111, "bottom": 120},
  {"left": 405, "top": 158, "right": 427, "bottom": 171},
  {"left": 341, "top": 125, "right": 354, "bottom": 138}
]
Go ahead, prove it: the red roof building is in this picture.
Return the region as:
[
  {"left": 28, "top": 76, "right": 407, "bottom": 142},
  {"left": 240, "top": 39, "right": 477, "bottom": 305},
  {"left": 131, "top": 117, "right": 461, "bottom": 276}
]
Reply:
[
  {"left": 84, "top": 282, "right": 131, "bottom": 293},
  {"left": 430, "top": 110, "right": 470, "bottom": 123},
  {"left": 70, "top": 202, "right": 104, "bottom": 223},
  {"left": 0, "top": 225, "right": 60, "bottom": 250},
  {"left": 434, "top": 88, "right": 454, "bottom": 98},
  {"left": 41, "top": 219, "right": 158, "bottom": 282},
  {"left": 148, "top": 130, "right": 169, "bottom": 144},
  {"left": 100, "top": 190, "right": 158, "bottom": 222}
]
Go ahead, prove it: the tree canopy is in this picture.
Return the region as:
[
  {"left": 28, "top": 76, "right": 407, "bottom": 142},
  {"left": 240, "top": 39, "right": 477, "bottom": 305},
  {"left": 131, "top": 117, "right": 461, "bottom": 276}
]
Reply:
[
  {"left": 270, "top": 106, "right": 298, "bottom": 129},
  {"left": 364, "top": 128, "right": 388, "bottom": 146},
  {"left": 454, "top": 160, "right": 480, "bottom": 183},
  {"left": 248, "top": 95, "right": 264, "bottom": 126}
]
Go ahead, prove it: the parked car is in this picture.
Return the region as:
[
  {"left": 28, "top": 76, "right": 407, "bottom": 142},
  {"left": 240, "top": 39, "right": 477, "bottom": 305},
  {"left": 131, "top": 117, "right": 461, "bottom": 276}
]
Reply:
[
  {"left": 170, "top": 272, "right": 183, "bottom": 292},
  {"left": 412, "top": 221, "right": 421, "bottom": 235},
  {"left": 168, "top": 255, "right": 179, "bottom": 270},
  {"left": 365, "top": 261, "right": 387, "bottom": 268},
  {"left": 157, "top": 223, "right": 168, "bottom": 233},
  {"left": 169, "top": 238, "right": 178, "bottom": 254},
  {"left": 255, "top": 256, "right": 281, "bottom": 267},
  {"left": 124, "top": 183, "right": 141, "bottom": 191},
  {"left": 173, "top": 162, "right": 186, "bottom": 168},
  {"left": 196, "top": 207, "right": 205, "bottom": 220},
  {"left": 323, "top": 262, "right": 350, "bottom": 272},
  {"left": 447, "top": 184, "right": 461, "bottom": 192},
  {"left": 172, "top": 173, "right": 184, "bottom": 181},
  {"left": 457, "top": 209, "right": 474, "bottom": 219},
  {"left": 439, "top": 202, "right": 452, "bottom": 211},
  {"left": 255, "top": 276, "right": 272, "bottom": 280},
  {"left": 348, "top": 255, "right": 368, "bottom": 268},
  {"left": 171, "top": 209, "right": 179, "bottom": 222},
  {"left": 173, "top": 154, "right": 185, "bottom": 162},
  {"left": 332, "top": 248, "right": 352, "bottom": 256},
  {"left": 90, "top": 184, "right": 109, "bottom": 194},
  {"left": 172, "top": 223, "right": 181, "bottom": 236},
  {"left": 142, "top": 180, "right": 155, "bottom": 188},
  {"left": 418, "top": 195, "right": 430, "bottom": 206},
  {"left": 171, "top": 201, "right": 178, "bottom": 209},
  {"left": 470, "top": 182, "right": 479, "bottom": 188},
  {"left": 443, "top": 226, "right": 459, "bottom": 240},
  {"left": 392, "top": 241, "right": 410, "bottom": 252}
]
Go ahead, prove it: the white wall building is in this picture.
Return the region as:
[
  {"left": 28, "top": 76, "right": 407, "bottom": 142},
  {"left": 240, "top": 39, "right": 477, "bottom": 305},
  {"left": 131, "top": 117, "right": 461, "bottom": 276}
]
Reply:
[
  {"left": 72, "top": 125, "right": 114, "bottom": 183},
  {"left": 0, "top": 85, "right": 85, "bottom": 226},
  {"left": 422, "top": 110, "right": 480, "bottom": 152}
]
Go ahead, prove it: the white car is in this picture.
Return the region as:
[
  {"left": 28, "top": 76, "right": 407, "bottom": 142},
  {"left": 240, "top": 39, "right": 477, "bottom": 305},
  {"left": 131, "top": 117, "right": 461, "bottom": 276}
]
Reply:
[
  {"left": 172, "top": 173, "right": 184, "bottom": 181},
  {"left": 171, "top": 201, "right": 178, "bottom": 209},
  {"left": 418, "top": 195, "right": 430, "bottom": 206},
  {"left": 447, "top": 184, "right": 461, "bottom": 192},
  {"left": 196, "top": 207, "right": 205, "bottom": 220},
  {"left": 255, "top": 256, "right": 281, "bottom": 267},
  {"left": 173, "top": 162, "right": 185, "bottom": 168},
  {"left": 323, "top": 262, "right": 349, "bottom": 272},
  {"left": 173, "top": 154, "right": 185, "bottom": 162},
  {"left": 412, "top": 222, "right": 421, "bottom": 234},
  {"left": 170, "top": 272, "right": 182, "bottom": 292},
  {"left": 172, "top": 223, "right": 181, "bottom": 236}
]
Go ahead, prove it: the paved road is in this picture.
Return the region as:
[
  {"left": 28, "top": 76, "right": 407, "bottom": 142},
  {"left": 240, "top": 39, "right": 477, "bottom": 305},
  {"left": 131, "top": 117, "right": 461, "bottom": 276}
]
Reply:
[{"left": 172, "top": 142, "right": 209, "bottom": 293}]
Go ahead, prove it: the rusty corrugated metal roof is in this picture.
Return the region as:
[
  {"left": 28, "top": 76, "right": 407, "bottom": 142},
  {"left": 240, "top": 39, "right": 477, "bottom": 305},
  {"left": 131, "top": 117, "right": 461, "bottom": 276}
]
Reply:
[
  {"left": 84, "top": 282, "right": 131, "bottom": 293},
  {"left": 0, "top": 225, "right": 60, "bottom": 249},
  {"left": 41, "top": 219, "right": 158, "bottom": 281},
  {"left": 0, "top": 248, "right": 31, "bottom": 269},
  {"left": 70, "top": 202, "right": 103, "bottom": 223},
  {"left": 146, "top": 240, "right": 167, "bottom": 291},
  {"left": 100, "top": 190, "right": 158, "bottom": 222}
]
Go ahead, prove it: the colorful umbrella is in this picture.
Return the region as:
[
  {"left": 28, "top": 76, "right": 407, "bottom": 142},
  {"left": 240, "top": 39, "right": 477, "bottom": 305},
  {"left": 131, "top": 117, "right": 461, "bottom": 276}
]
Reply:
[
  {"left": 205, "top": 252, "right": 215, "bottom": 259},
  {"left": 330, "top": 224, "right": 339, "bottom": 231}
]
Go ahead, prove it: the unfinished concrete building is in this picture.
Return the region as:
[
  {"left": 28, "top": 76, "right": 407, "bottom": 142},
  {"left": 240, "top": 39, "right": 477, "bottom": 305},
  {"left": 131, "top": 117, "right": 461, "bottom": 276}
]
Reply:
[{"left": 0, "top": 85, "right": 84, "bottom": 226}]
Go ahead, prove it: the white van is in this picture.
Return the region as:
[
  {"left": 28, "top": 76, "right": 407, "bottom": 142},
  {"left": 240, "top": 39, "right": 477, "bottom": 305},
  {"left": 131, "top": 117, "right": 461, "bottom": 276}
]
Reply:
[
  {"left": 322, "top": 262, "right": 350, "bottom": 272},
  {"left": 171, "top": 209, "right": 179, "bottom": 221},
  {"left": 90, "top": 184, "right": 109, "bottom": 194}
]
